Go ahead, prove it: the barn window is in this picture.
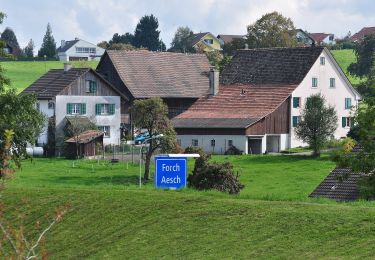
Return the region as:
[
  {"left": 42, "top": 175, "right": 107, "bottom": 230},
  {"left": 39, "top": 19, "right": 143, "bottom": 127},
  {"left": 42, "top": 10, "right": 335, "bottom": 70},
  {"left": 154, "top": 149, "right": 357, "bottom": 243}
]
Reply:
[
  {"left": 192, "top": 139, "right": 198, "bottom": 147},
  {"left": 228, "top": 140, "right": 233, "bottom": 147},
  {"left": 211, "top": 139, "right": 216, "bottom": 147},
  {"left": 86, "top": 80, "right": 97, "bottom": 93}
]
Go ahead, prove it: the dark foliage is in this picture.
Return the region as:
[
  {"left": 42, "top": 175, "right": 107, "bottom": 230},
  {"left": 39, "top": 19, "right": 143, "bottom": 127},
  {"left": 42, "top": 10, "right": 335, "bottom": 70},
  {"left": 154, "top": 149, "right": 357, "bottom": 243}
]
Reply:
[
  {"left": 224, "top": 145, "right": 243, "bottom": 155},
  {"left": 358, "top": 175, "right": 375, "bottom": 200},
  {"left": 0, "top": 27, "right": 21, "bottom": 57},
  {"left": 38, "top": 23, "right": 56, "bottom": 58},
  {"left": 109, "top": 32, "right": 134, "bottom": 46},
  {"left": 222, "top": 38, "right": 246, "bottom": 56},
  {"left": 348, "top": 34, "right": 375, "bottom": 78},
  {"left": 133, "top": 14, "right": 161, "bottom": 51},
  {"left": 43, "top": 117, "right": 55, "bottom": 157}
]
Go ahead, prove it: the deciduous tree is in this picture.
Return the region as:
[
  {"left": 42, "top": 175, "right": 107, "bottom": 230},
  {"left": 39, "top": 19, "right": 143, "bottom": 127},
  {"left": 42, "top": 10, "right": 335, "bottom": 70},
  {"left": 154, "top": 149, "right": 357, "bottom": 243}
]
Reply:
[
  {"left": 295, "top": 94, "right": 337, "bottom": 156},
  {"left": 246, "top": 12, "right": 297, "bottom": 48},
  {"left": 130, "top": 97, "right": 176, "bottom": 180},
  {"left": 23, "top": 38, "right": 34, "bottom": 58},
  {"left": 348, "top": 34, "right": 375, "bottom": 78},
  {"left": 38, "top": 23, "right": 56, "bottom": 58},
  {"left": 170, "top": 26, "right": 195, "bottom": 53},
  {"left": 133, "top": 14, "right": 161, "bottom": 51}
]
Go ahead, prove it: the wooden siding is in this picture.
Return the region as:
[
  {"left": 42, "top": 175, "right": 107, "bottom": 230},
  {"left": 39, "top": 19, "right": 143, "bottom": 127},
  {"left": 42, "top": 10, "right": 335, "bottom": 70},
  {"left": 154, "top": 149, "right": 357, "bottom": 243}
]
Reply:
[
  {"left": 58, "top": 70, "right": 119, "bottom": 96},
  {"left": 176, "top": 128, "right": 246, "bottom": 135},
  {"left": 164, "top": 98, "right": 197, "bottom": 118},
  {"left": 246, "top": 98, "right": 290, "bottom": 135}
]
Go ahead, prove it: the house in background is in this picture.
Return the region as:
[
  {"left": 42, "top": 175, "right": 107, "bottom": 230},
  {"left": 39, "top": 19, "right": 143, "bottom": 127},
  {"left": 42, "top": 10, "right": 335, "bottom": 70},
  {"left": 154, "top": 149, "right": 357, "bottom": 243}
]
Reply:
[
  {"left": 173, "top": 46, "right": 360, "bottom": 154},
  {"left": 57, "top": 38, "right": 105, "bottom": 61},
  {"left": 295, "top": 29, "right": 315, "bottom": 46},
  {"left": 217, "top": 34, "right": 245, "bottom": 47},
  {"left": 22, "top": 64, "right": 129, "bottom": 154},
  {"left": 96, "top": 50, "right": 211, "bottom": 126},
  {"left": 350, "top": 27, "right": 375, "bottom": 42},
  {"left": 309, "top": 33, "right": 335, "bottom": 45},
  {"left": 190, "top": 32, "right": 222, "bottom": 52}
]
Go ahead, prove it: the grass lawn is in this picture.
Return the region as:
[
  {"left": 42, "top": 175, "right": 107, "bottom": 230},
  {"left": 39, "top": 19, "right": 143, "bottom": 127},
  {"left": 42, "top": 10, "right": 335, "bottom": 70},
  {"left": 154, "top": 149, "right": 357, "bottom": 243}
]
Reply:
[
  {"left": 331, "top": 49, "right": 364, "bottom": 85},
  {"left": 0, "top": 60, "right": 99, "bottom": 91},
  {"left": 2, "top": 155, "right": 375, "bottom": 258}
]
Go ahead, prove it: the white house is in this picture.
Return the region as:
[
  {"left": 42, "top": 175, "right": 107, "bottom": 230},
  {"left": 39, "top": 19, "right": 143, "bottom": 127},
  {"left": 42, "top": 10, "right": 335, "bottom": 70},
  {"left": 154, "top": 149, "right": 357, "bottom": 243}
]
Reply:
[
  {"left": 22, "top": 64, "right": 129, "bottom": 154},
  {"left": 309, "top": 33, "right": 336, "bottom": 45},
  {"left": 173, "top": 47, "right": 360, "bottom": 154},
  {"left": 57, "top": 38, "right": 105, "bottom": 61}
]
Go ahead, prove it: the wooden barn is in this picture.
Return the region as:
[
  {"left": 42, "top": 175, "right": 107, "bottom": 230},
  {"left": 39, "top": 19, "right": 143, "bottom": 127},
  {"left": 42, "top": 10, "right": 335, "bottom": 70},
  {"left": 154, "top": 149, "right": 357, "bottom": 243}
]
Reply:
[{"left": 65, "top": 130, "right": 104, "bottom": 158}]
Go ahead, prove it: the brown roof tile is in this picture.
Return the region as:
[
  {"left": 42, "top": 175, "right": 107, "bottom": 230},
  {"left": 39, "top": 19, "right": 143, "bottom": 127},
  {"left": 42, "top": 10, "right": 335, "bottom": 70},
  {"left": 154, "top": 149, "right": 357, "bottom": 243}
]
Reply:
[
  {"left": 217, "top": 34, "right": 244, "bottom": 44},
  {"left": 309, "top": 33, "right": 331, "bottom": 43},
  {"left": 105, "top": 50, "right": 211, "bottom": 99},
  {"left": 65, "top": 130, "right": 103, "bottom": 144},
  {"left": 351, "top": 27, "right": 375, "bottom": 42}
]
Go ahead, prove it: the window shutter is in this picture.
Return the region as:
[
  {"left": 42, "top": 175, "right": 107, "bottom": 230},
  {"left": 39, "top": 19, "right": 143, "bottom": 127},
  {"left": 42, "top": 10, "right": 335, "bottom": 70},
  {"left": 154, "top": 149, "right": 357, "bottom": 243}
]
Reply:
[
  {"left": 90, "top": 81, "right": 97, "bottom": 93},
  {"left": 96, "top": 104, "right": 101, "bottom": 115},
  {"left": 293, "top": 97, "right": 299, "bottom": 108},
  {"left": 67, "top": 103, "right": 72, "bottom": 114},
  {"left": 81, "top": 103, "right": 86, "bottom": 115},
  {"left": 292, "top": 116, "right": 298, "bottom": 127},
  {"left": 342, "top": 117, "right": 346, "bottom": 128},
  {"left": 109, "top": 104, "right": 115, "bottom": 115}
]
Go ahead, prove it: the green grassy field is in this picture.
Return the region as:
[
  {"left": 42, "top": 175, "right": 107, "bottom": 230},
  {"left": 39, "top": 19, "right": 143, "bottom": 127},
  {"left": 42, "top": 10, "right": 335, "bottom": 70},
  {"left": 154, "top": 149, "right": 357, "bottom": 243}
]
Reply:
[
  {"left": 0, "top": 60, "right": 98, "bottom": 91},
  {"left": 331, "top": 49, "right": 363, "bottom": 85},
  {"left": 2, "top": 155, "right": 375, "bottom": 258}
]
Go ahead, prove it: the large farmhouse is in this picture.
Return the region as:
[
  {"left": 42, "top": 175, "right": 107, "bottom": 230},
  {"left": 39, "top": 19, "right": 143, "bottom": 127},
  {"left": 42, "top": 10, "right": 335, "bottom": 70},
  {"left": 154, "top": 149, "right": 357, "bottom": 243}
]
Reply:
[
  {"left": 173, "top": 46, "right": 361, "bottom": 154},
  {"left": 22, "top": 64, "right": 128, "bottom": 153}
]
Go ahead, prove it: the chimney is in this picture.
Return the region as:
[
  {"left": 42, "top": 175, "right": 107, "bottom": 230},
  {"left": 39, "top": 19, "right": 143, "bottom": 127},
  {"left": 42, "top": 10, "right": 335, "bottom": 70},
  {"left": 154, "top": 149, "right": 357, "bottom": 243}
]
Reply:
[
  {"left": 209, "top": 68, "right": 219, "bottom": 96},
  {"left": 61, "top": 40, "right": 66, "bottom": 47},
  {"left": 64, "top": 63, "right": 72, "bottom": 72}
]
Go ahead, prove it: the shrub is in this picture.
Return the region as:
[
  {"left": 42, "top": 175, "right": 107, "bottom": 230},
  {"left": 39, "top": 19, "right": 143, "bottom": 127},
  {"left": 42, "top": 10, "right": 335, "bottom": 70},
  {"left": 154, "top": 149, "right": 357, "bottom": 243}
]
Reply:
[
  {"left": 358, "top": 175, "right": 375, "bottom": 200},
  {"left": 188, "top": 151, "right": 244, "bottom": 194},
  {"left": 184, "top": 146, "right": 205, "bottom": 156},
  {"left": 224, "top": 145, "right": 243, "bottom": 155}
]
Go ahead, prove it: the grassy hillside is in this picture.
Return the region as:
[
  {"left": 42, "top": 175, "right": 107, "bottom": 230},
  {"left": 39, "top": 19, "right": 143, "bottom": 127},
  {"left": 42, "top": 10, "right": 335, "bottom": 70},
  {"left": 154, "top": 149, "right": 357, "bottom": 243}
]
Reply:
[
  {"left": 0, "top": 60, "right": 98, "bottom": 91},
  {"left": 2, "top": 155, "right": 375, "bottom": 258},
  {"left": 331, "top": 49, "right": 363, "bottom": 85}
]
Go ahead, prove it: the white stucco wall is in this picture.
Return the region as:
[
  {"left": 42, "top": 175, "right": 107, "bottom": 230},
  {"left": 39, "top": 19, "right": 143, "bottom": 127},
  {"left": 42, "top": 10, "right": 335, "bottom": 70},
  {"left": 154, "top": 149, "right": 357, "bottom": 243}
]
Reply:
[
  {"left": 290, "top": 49, "right": 360, "bottom": 148},
  {"left": 177, "top": 135, "right": 248, "bottom": 154},
  {"left": 37, "top": 99, "right": 55, "bottom": 145},
  {"left": 55, "top": 95, "right": 121, "bottom": 147},
  {"left": 58, "top": 39, "right": 105, "bottom": 61}
]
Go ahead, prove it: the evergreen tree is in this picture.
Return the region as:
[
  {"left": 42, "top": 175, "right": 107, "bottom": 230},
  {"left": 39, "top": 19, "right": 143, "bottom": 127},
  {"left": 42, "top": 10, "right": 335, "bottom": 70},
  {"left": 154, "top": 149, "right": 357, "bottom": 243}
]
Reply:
[
  {"left": 23, "top": 38, "right": 34, "bottom": 58},
  {"left": 0, "top": 27, "right": 21, "bottom": 56},
  {"left": 109, "top": 32, "right": 134, "bottom": 45},
  {"left": 38, "top": 23, "right": 56, "bottom": 58},
  {"left": 133, "top": 14, "right": 161, "bottom": 51}
]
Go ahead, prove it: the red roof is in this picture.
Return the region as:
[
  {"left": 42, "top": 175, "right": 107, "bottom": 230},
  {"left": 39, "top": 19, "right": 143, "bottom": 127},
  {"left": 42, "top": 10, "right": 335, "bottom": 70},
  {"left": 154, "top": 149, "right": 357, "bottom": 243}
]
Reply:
[
  {"left": 65, "top": 130, "right": 104, "bottom": 144},
  {"left": 351, "top": 27, "right": 375, "bottom": 42},
  {"left": 309, "top": 33, "right": 331, "bottom": 43},
  {"left": 173, "top": 84, "right": 297, "bottom": 128}
]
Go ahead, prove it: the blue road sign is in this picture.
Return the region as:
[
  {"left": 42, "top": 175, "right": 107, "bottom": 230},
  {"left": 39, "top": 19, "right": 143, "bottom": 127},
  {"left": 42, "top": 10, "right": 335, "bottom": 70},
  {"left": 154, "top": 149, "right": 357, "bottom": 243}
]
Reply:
[{"left": 155, "top": 156, "right": 187, "bottom": 189}]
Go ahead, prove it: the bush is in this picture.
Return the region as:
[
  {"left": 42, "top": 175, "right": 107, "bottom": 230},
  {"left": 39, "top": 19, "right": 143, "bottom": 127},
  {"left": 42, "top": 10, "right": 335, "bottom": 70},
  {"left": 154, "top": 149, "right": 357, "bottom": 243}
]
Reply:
[
  {"left": 224, "top": 145, "right": 243, "bottom": 155},
  {"left": 358, "top": 175, "right": 375, "bottom": 200},
  {"left": 188, "top": 151, "right": 244, "bottom": 194},
  {"left": 184, "top": 146, "right": 205, "bottom": 156}
]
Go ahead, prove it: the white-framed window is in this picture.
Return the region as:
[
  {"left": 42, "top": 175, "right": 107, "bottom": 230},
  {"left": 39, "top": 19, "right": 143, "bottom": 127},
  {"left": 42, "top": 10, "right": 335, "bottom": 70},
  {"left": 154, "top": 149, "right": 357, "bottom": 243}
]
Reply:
[
  {"left": 48, "top": 101, "right": 55, "bottom": 109},
  {"left": 76, "top": 47, "right": 96, "bottom": 54},
  {"left": 98, "top": 126, "right": 110, "bottom": 138},
  {"left": 292, "top": 116, "right": 301, "bottom": 127},
  {"left": 312, "top": 77, "right": 318, "bottom": 88},
  {"left": 72, "top": 104, "right": 81, "bottom": 114},
  {"left": 320, "top": 57, "right": 325, "bottom": 65},
  {"left": 192, "top": 139, "right": 198, "bottom": 147},
  {"left": 67, "top": 103, "right": 86, "bottom": 115},
  {"left": 345, "top": 98, "right": 352, "bottom": 109},
  {"left": 85, "top": 80, "right": 97, "bottom": 93},
  {"left": 228, "top": 140, "right": 233, "bottom": 147},
  {"left": 204, "top": 39, "right": 214, "bottom": 45},
  {"left": 95, "top": 104, "right": 115, "bottom": 115},
  {"left": 342, "top": 117, "right": 353, "bottom": 128},
  {"left": 329, "top": 78, "right": 335, "bottom": 88}
]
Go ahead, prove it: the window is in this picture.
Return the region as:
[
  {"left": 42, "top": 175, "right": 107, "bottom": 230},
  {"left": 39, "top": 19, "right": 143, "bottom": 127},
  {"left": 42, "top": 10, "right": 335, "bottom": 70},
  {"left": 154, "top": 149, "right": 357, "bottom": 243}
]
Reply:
[
  {"left": 293, "top": 97, "right": 300, "bottom": 108},
  {"left": 85, "top": 80, "right": 97, "bottom": 93},
  {"left": 312, "top": 77, "right": 318, "bottom": 88},
  {"left": 345, "top": 98, "right": 352, "bottom": 109},
  {"left": 76, "top": 47, "right": 96, "bottom": 54},
  {"left": 320, "top": 57, "right": 325, "bottom": 65},
  {"left": 211, "top": 139, "right": 216, "bottom": 147},
  {"left": 67, "top": 103, "right": 86, "bottom": 115},
  {"left": 329, "top": 35, "right": 334, "bottom": 41},
  {"left": 228, "top": 140, "right": 233, "bottom": 147},
  {"left": 204, "top": 39, "right": 214, "bottom": 45},
  {"left": 192, "top": 139, "right": 198, "bottom": 147},
  {"left": 98, "top": 126, "right": 110, "bottom": 137},
  {"left": 292, "top": 116, "right": 301, "bottom": 127},
  {"left": 342, "top": 117, "right": 353, "bottom": 128},
  {"left": 329, "top": 78, "right": 335, "bottom": 88},
  {"left": 96, "top": 104, "right": 115, "bottom": 115},
  {"left": 48, "top": 101, "right": 55, "bottom": 109}
]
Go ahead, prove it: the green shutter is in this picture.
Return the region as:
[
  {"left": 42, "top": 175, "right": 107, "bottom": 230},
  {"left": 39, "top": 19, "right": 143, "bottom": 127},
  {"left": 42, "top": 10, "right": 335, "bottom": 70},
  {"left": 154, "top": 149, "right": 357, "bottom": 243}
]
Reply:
[
  {"left": 67, "top": 103, "right": 72, "bottom": 114},
  {"left": 109, "top": 104, "right": 115, "bottom": 115},
  {"left": 81, "top": 103, "right": 86, "bottom": 115},
  {"left": 90, "top": 81, "right": 97, "bottom": 93},
  {"left": 292, "top": 116, "right": 298, "bottom": 127},
  {"left": 345, "top": 98, "right": 352, "bottom": 109},
  {"left": 96, "top": 104, "right": 101, "bottom": 115},
  {"left": 342, "top": 117, "right": 346, "bottom": 128},
  {"left": 293, "top": 97, "right": 300, "bottom": 108}
]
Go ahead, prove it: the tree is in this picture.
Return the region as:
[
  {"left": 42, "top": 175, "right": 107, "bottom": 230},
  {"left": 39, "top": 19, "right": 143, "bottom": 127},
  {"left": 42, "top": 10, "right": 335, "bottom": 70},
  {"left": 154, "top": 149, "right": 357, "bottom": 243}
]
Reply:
[
  {"left": 246, "top": 11, "right": 297, "bottom": 48},
  {"left": 348, "top": 34, "right": 375, "bottom": 78},
  {"left": 295, "top": 94, "right": 338, "bottom": 156},
  {"left": 130, "top": 98, "right": 176, "bottom": 180},
  {"left": 107, "top": 43, "right": 137, "bottom": 51},
  {"left": 109, "top": 32, "right": 134, "bottom": 46},
  {"left": 133, "top": 14, "right": 161, "bottom": 51},
  {"left": 205, "top": 50, "right": 232, "bottom": 72},
  {"left": 97, "top": 41, "right": 109, "bottom": 49},
  {"left": 169, "top": 26, "right": 195, "bottom": 53},
  {"left": 38, "top": 23, "right": 56, "bottom": 58},
  {"left": 23, "top": 38, "right": 34, "bottom": 58},
  {"left": 0, "top": 27, "right": 21, "bottom": 57},
  {"left": 222, "top": 38, "right": 247, "bottom": 55}
]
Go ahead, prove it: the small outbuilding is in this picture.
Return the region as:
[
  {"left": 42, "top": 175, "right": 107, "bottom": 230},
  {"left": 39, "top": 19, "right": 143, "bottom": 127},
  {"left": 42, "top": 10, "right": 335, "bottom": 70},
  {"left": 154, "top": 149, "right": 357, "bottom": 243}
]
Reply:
[{"left": 65, "top": 130, "right": 104, "bottom": 158}]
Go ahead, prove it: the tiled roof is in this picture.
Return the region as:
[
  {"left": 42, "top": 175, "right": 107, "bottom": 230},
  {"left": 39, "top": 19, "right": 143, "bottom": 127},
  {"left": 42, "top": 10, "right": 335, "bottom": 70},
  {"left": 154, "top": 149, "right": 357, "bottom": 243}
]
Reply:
[
  {"left": 220, "top": 47, "right": 324, "bottom": 85},
  {"left": 22, "top": 68, "right": 89, "bottom": 98},
  {"left": 217, "top": 34, "right": 244, "bottom": 44},
  {"left": 309, "top": 33, "right": 331, "bottom": 43},
  {"left": 191, "top": 32, "right": 210, "bottom": 46},
  {"left": 351, "top": 27, "right": 375, "bottom": 42},
  {"left": 65, "top": 130, "right": 103, "bottom": 144},
  {"left": 173, "top": 84, "right": 297, "bottom": 128},
  {"left": 104, "top": 50, "right": 211, "bottom": 98},
  {"left": 57, "top": 40, "right": 79, "bottom": 52}
]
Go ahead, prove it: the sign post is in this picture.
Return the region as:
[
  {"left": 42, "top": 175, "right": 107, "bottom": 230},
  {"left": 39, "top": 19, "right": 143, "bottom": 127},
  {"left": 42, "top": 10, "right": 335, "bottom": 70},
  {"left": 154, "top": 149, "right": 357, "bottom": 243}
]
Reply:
[{"left": 155, "top": 156, "right": 187, "bottom": 189}]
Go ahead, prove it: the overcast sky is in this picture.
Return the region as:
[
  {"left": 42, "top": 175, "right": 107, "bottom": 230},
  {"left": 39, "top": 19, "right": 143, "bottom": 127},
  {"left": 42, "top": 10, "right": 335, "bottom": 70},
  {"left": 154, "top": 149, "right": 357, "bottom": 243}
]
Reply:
[{"left": 1, "top": 0, "right": 375, "bottom": 51}]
